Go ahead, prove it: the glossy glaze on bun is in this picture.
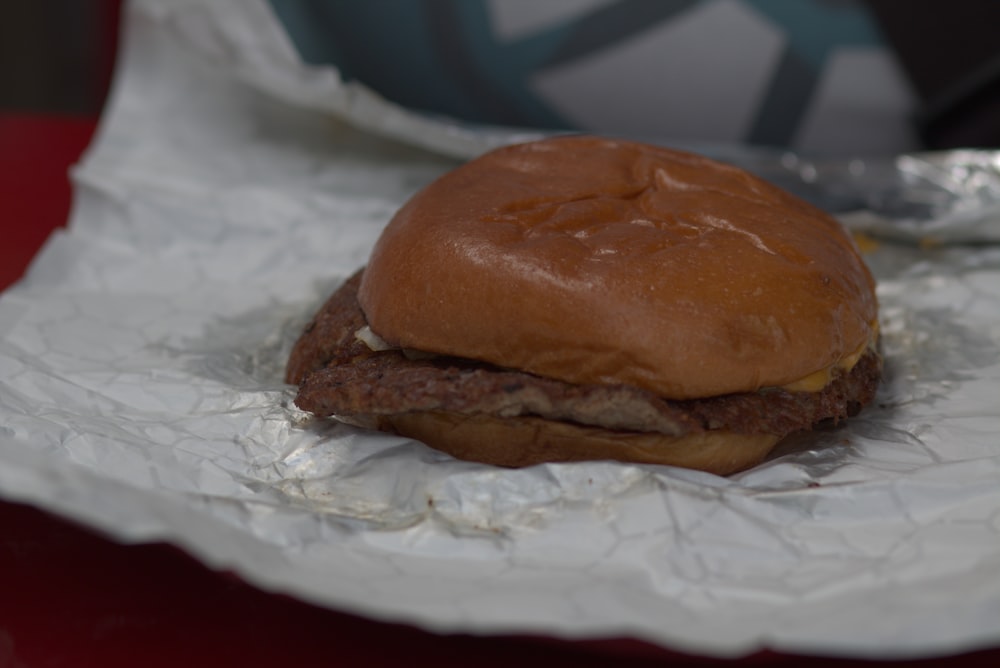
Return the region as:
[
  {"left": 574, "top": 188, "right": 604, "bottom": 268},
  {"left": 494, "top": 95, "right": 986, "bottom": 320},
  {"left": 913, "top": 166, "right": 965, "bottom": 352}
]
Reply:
[{"left": 358, "top": 135, "right": 878, "bottom": 400}]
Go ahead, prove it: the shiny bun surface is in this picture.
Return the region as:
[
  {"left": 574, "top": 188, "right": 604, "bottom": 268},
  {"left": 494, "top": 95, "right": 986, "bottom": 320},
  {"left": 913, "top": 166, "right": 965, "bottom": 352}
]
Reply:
[{"left": 358, "top": 135, "right": 878, "bottom": 399}]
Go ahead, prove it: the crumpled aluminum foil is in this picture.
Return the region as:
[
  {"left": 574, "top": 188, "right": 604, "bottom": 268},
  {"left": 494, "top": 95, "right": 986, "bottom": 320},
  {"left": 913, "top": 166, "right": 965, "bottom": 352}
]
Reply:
[
  {"left": 1, "top": 0, "right": 999, "bottom": 660},
  {"left": 738, "top": 148, "right": 1000, "bottom": 244}
]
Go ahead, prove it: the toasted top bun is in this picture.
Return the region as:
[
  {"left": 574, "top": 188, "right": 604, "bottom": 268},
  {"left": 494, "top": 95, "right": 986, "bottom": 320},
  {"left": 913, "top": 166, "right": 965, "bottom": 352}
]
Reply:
[{"left": 357, "top": 136, "right": 877, "bottom": 400}]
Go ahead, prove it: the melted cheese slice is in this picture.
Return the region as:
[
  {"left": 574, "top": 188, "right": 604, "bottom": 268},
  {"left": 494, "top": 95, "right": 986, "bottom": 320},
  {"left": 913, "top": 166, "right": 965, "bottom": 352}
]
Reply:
[{"left": 780, "top": 324, "right": 879, "bottom": 393}]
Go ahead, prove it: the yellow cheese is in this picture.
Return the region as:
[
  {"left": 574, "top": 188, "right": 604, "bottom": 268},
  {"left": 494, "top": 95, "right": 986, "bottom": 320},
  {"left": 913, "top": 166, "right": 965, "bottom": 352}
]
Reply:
[
  {"left": 781, "top": 367, "right": 835, "bottom": 393},
  {"left": 780, "top": 324, "right": 878, "bottom": 393}
]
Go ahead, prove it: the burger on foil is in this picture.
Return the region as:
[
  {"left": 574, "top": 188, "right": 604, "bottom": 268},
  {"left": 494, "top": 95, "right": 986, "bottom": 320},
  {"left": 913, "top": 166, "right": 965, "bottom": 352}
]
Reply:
[{"left": 286, "top": 136, "right": 881, "bottom": 475}]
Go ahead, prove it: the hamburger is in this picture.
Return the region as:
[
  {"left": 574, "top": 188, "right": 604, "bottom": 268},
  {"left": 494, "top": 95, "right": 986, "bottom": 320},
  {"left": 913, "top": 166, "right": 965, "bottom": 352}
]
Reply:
[{"left": 286, "top": 136, "right": 881, "bottom": 475}]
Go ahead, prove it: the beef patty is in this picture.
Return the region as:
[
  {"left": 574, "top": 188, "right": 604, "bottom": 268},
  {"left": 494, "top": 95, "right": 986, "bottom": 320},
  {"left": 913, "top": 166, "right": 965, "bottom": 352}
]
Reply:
[{"left": 287, "top": 272, "right": 882, "bottom": 441}]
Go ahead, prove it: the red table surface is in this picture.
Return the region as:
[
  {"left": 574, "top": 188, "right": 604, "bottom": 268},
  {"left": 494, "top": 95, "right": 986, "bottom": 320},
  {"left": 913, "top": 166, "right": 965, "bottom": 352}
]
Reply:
[{"left": 2, "top": 115, "right": 998, "bottom": 668}]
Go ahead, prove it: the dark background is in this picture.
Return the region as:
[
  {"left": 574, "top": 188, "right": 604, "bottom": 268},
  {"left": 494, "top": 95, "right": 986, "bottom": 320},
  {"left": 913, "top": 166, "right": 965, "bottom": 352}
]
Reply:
[
  {"left": 0, "top": 1, "right": 121, "bottom": 117},
  {"left": 2, "top": 1, "right": 998, "bottom": 147}
]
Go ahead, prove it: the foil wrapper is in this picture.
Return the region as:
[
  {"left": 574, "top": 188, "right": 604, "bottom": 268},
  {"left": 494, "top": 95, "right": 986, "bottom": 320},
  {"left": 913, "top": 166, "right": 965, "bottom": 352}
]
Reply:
[
  {"left": 1, "top": 0, "right": 999, "bottom": 660},
  {"left": 738, "top": 148, "right": 1000, "bottom": 245}
]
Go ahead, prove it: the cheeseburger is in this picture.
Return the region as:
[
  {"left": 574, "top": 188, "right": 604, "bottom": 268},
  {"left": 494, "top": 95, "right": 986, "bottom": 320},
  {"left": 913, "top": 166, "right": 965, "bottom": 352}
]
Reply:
[{"left": 286, "top": 136, "right": 880, "bottom": 475}]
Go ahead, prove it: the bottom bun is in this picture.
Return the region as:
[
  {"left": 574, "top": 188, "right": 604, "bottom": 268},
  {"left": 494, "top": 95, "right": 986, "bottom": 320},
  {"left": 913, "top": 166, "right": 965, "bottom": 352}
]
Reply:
[{"left": 380, "top": 411, "right": 781, "bottom": 475}]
